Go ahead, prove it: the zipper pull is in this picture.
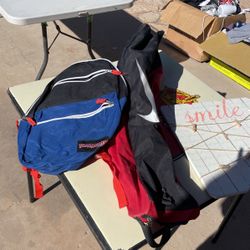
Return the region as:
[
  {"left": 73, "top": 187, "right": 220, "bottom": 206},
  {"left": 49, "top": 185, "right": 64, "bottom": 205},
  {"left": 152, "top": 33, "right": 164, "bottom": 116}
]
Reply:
[
  {"left": 96, "top": 98, "right": 107, "bottom": 104},
  {"left": 26, "top": 117, "right": 37, "bottom": 126},
  {"left": 96, "top": 98, "right": 114, "bottom": 107},
  {"left": 111, "top": 70, "right": 123, "bottom": 76}
]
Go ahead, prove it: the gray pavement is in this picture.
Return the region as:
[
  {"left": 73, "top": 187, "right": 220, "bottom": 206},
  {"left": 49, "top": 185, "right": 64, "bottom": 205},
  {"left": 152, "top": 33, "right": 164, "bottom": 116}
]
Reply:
[{"left": 0, "top": 1, "right": 249, "bottom": 250}]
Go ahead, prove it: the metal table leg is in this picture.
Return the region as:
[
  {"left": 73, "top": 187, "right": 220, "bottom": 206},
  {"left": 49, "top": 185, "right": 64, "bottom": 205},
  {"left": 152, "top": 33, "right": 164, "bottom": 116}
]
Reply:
[
  {"left": 35, "top": 22, "right": 49, "bottom": 81},
  {"left": 52, "top": 15, "right": 96, "bottom": 59},
  {"left": 27, "top": 171, "right": 36, "bottom": 203},
  {"left": 212, "top": 194, "right": 244, "bottom": 243},
  {"left": 87, "top": 15, "right": 96, "bottom": 59}
]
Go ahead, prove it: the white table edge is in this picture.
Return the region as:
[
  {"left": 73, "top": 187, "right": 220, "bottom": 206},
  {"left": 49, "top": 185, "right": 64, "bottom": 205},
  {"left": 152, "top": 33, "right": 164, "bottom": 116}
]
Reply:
[{"left": 0, "top": 1, "right": 134, "bottom": 25}]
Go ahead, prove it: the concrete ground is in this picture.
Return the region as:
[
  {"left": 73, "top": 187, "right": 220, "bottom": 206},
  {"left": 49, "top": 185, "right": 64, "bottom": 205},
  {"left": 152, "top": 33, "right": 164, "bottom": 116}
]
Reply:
[{"left": 0, "top": 1, "right": 249, "bottom": 250}]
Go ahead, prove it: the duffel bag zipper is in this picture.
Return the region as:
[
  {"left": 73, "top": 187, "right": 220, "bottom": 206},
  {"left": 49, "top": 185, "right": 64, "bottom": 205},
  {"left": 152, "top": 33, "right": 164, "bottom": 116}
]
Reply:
[
  {"left": 25, "top": 100, "right": 114, "bottom": 126},
  {"left": 53, "top": 69, "right": 123, "bottom": 88}
]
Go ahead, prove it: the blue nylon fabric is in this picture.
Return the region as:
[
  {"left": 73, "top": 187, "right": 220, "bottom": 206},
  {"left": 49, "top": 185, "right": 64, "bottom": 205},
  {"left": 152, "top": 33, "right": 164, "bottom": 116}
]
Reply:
[{"left": 18, "top": 93, "right": 126, "bottom": 175}]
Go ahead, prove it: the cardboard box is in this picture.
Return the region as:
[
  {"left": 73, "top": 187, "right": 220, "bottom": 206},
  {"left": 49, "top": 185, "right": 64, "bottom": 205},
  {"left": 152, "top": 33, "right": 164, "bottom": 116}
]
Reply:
[
  {"left": 201, "top": 32, "right": 250, "bottom": 90},
  {"left": 160, "top": 0, "right": 246, "bottom": 62}
]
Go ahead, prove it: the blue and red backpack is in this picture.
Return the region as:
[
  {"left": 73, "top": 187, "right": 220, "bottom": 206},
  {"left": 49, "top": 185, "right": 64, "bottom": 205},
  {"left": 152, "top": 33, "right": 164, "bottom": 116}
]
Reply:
[{"left": 18, "top": 58, "right": 127, "bottom": 175}]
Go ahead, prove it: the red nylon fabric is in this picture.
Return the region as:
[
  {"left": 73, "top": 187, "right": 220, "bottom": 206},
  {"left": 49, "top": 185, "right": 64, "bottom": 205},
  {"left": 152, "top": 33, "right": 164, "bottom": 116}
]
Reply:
[
  {"left": 22, "top": 167, "right": 44, "bottom": 199},
  {"left": 150, "top": 67, "right": 184, "bottom": 158},
  {"left": 100, "top": 122, "right": 200, "bottom": 223},
  {"left": 100, "top": 151, "right": 128, "bottom": 208},
  {"left": 30, "top": 169, "right": 44, "bottom": 199},
  {"left": 99, "top": 125, "right": 158, "bottom": 221},
  {"left": 113, "top": 175, "right": 127, "bottom": 208}
]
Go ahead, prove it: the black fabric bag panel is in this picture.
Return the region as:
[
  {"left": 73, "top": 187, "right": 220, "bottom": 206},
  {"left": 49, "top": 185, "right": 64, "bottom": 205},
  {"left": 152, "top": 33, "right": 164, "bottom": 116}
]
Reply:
[{"left": 118, "top": 24, "right": 199, "bottom": 214}]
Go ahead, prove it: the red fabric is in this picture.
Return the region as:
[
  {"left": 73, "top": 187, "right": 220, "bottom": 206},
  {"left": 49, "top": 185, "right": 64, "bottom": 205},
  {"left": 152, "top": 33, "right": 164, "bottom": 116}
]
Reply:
[
  {"left": 96, "top": 98, "right": 107, "bottom": 104},
  {"left": 111, "top": 70, "right": 123, "bottom": 75},
  {"left": 26, "top": 117, "right": 36, "bottom": 126},
  {"left": 100, "top": 124, "right": 158, "bottom": 222},
  {"left": 100, "top": 123, "right": 199, "bottom": 223},
  {"left": 16, "top": 120, "right": 19, "bottom": 129},
  {"left": 113, "top": 175, "right": 127, "bottom": 208},
  {"left": 100, "top": 152, "right": 127, "bottom": 208},
  {"left": 30, "top": 169, "right": 44, "bottom": 199},
  {"left": 156, "top": 207, "right": 200, "bottom": 223},
  {"left": 149, "top": 67, "right": 184, "bottom": 158},
  {"left": 22, "top": 167, "right": 44, "bottom": 199}
]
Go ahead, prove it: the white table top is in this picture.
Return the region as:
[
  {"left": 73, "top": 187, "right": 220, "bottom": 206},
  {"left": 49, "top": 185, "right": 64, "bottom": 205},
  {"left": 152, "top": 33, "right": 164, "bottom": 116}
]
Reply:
[{"left": 0, "top": 0, "right": 134, "bottom": 25}]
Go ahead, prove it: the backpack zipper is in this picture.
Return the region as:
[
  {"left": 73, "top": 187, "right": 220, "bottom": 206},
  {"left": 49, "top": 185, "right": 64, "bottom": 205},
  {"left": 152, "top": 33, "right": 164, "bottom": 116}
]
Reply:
[
  {"left": 24, "top": 58, "right": 126, "bottom": 116},
  {"left": 53, "top": 69, "right": 122, "bottom": 88},
  {"left": 28, "top": 101, "right": 114, "bottom": 126}
]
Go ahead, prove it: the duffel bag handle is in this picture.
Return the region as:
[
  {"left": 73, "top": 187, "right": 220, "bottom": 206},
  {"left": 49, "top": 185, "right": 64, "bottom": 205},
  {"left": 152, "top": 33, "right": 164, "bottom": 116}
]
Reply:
[{"left": 135, "top": 217, "right": 171, "bottom": 248}]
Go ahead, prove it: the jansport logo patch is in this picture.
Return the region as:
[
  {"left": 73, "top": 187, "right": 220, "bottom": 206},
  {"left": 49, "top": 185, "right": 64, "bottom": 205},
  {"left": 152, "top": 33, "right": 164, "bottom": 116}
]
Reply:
[{"left": 77, "top": 138, "right": 109, "bottom": 152}]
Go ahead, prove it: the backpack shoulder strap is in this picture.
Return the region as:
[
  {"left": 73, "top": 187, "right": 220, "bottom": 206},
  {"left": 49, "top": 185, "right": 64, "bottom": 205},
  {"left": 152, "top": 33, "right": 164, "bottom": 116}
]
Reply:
[{"left": 135, "top": 217, "right": 171, "bottom": 248}]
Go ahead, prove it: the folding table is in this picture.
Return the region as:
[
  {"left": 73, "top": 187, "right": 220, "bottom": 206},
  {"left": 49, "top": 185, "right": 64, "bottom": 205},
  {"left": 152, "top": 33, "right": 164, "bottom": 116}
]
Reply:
[
  {"left": 8, "top": 52, "right": 246, "bottom": 249},
  {"left": 0, "top": 0, "right": 134, "bottom": 79}
]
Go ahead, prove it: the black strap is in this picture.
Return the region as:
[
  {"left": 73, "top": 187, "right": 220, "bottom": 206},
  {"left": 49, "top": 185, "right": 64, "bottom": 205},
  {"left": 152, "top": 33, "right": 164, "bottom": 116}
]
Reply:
[{"left": 135, "top": 217, "right": 171, "bottom": 248}]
